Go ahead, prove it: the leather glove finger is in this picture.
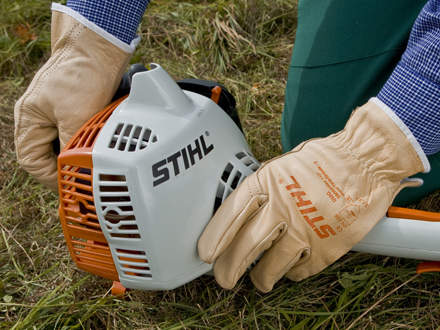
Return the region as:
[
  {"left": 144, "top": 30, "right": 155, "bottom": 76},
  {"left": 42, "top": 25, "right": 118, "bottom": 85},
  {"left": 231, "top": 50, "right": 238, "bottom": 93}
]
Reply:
[
  {"left": 198, "top": 174, "right": 267, "bottom": 264},
  {"left": 14, "top": 108, "right": 58, "bottom": 191},
  {"left": 212, "top": 205, "right": 287, "bottom": 289},
  {"left": 250, "top": 233, "right": 310, "bottom": 292}
]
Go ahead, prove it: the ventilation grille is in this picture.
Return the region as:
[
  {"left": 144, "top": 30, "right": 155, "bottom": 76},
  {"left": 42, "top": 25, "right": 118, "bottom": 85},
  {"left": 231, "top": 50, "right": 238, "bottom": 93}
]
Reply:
[
  {"left": 213, "top": 152, "right": 259, "bottom": 213},
  {"left": 115, "top": 248, "right": 152, "bottom": 279},
  {"left": 58, "top": 97, "right": 127, "bottom": 281},
  {"left": 235, "top": 151, "right": 259, "bottom": 171},
  {"left": 98, "top": 174, "right": 141, "bottom": 240},
  {"left": 108, "top": 123, "right": 157, "bottom": 152},
  {"left": 59, "top": 166, "right": 118, "bottom": 280}
]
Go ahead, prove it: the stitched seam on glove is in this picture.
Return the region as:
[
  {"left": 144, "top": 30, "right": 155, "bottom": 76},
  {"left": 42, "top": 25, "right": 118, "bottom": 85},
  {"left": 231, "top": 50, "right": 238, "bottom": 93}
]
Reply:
[
  {"left": 258, "top": 245, "right": 309, "bottom": 292},
  {"left": 14, "top": 17, "right": 84, "bottom": 171},
  {"left": 207, "top": 196, "right": 266, "bottom": 262},
  {"left": 233, "top": 222, "right": 286, "bottom": 287},
  {"left": 336, "top": 137, "right": 385, "bottom": 198},
  {"left": 17, "top": 21, "right": 82, "bottom": 132}
]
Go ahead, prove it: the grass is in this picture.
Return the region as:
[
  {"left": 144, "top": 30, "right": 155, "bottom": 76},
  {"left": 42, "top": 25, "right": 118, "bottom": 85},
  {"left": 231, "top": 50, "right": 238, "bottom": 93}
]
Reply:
[{"left": 1, "top": 0, "right": 440, "bottom": 328}]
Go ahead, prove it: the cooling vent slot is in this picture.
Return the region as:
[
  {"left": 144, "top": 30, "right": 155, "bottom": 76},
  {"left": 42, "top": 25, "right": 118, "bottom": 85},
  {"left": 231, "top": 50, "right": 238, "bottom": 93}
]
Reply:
[
  {"left": 60, "top": 167, "right": 97, "bottom": 230},
  {"left": 213, "top": 151, "right": 259, "bottom": 213},
  {"left": 59, "top": 166, "right": 118, "bottom": 279},
  {"left": 98, "top": 174, "right": 141, "bottom": 240},
  {"left": 235, "top": 151, "right": 259, "bottom": 171},
  {"left": 115, "top": 248, "right": 152, "bottom": 279},
  {"left": 108, "top": 123, "right": 157, "bottom": 152},
  {"left": 58, "top": 97, "right": 126, "bottom": 281}
]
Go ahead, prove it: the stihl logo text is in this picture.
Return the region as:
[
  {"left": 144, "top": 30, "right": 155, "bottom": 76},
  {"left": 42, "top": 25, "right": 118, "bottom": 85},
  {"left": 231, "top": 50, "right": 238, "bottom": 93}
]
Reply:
[
  {"left": 152, "top": 134, "right": 214, "bottom": 187},
  {"left": 285, "top": 175, "right": 336, "bottom": 239}
]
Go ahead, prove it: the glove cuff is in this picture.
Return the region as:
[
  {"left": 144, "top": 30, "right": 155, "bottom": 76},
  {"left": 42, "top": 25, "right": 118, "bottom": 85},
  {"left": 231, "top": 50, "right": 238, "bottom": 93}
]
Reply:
[
  {"left": 338, "top": 99, "right": 429, "bottom": 183},
  {"left": 370, "top": 97, "right": 430, "bottom": 173}
]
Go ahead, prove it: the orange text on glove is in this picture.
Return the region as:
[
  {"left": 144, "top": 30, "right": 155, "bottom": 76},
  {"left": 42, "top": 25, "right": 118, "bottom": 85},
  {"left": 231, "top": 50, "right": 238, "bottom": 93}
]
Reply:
[{"left": 285, "top": 175, "right": 337, "bottom": 239}]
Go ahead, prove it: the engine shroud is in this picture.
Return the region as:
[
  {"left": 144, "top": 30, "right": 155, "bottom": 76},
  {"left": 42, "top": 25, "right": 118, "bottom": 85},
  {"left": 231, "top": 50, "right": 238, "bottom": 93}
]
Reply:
[{"left": 58, "top": 64, "right": 259, "bottom": 290}]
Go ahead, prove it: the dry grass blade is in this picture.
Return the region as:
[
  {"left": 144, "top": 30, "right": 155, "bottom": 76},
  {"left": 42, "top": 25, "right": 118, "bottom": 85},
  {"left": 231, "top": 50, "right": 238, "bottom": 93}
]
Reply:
[{"left": 346, "top": 274, "right": 420, "bottom": 330}]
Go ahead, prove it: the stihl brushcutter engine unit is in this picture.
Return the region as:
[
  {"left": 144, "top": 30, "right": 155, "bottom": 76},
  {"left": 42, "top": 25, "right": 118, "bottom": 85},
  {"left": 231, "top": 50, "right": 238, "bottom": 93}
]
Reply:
[
  {"left": 57, "top": 64, "right": 259, "bottom": 291},
  {"left": 58, "top": 64, "right": 440, "bottom": 293}
]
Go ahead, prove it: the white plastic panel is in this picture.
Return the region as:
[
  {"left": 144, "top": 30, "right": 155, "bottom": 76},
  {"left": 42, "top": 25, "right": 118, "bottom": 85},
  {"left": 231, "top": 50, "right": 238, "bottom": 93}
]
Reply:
[
  {"left": 92, "top": 64, "right": 258, "bottom": 290},
  {"left": 354, "top": 216, "right": 440, "bottom": 260}
]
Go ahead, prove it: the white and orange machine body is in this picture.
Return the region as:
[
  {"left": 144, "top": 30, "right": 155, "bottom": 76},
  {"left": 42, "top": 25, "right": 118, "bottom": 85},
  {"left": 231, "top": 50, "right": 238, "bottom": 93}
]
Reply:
[
  {"left": 58, "top": 64, "right": 440, "bottom": 293},
  {"left": 58, "top": 64, "right": 259, "bottom": 291}
]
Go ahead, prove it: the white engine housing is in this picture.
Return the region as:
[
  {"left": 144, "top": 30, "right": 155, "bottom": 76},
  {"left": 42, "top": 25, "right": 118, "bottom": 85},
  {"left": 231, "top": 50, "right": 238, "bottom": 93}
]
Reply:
[{"left": 92, "top": 64, "right": 259, "bottom": 290}]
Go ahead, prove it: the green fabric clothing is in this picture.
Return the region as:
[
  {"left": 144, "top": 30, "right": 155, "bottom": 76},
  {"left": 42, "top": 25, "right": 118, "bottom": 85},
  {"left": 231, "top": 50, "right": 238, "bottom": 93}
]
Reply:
[{"left": 281, "top": 0, "right": 440, "bottom": 205}]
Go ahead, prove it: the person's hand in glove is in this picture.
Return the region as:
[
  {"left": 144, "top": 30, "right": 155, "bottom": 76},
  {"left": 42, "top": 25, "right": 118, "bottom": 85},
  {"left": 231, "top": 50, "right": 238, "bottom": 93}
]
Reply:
[
  {"left": 14, "top": 4, "right": 135, "bottom": 190},
  {"left": 198, "top": 98, "right": 430, "bottom": 292}
]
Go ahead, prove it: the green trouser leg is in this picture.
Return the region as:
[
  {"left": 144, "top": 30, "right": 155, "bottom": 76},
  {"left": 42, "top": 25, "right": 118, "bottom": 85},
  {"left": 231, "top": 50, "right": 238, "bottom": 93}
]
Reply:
[{"left": 281, "top": 0, "right": 440, "bottom": 206}]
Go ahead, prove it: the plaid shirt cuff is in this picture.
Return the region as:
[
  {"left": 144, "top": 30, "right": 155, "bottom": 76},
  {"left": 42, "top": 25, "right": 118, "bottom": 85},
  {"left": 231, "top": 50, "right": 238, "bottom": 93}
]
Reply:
[
  {"left": 378, "top": 0, "right": 440, "bottom": 156},
  {"left": 66, "top": 0, "right": 150, "bottom": 45}
]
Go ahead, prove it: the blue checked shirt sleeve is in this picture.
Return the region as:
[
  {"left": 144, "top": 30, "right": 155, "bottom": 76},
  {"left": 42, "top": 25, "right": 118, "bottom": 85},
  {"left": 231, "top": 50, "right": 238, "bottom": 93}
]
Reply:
[
  {"left": 66, "top": 0, "right": 150, "bottom": 45},
  {"left": 378, "top": 0, "right": 440, "bottom": 156}
]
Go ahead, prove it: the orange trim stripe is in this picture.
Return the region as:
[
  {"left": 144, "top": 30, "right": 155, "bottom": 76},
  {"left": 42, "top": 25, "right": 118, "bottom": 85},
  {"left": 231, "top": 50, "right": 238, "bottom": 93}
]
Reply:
[
  {"left": 416, "top": 261, "right": 440, "bottom": 274},
  {"left": 387, "top": 206, "right": 440, "bottom": 222}
]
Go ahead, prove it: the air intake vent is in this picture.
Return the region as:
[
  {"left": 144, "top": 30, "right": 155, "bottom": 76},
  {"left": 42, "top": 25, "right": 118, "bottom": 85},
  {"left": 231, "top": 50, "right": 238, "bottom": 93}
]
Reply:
[
  {"left": 235, "top": 151, "right": 259, "bottom": 171},
  {"left": 98, "top": 174, "right": 141, "bottom": 240},
  {"left": 108, "top": 123, "right": 157, "bottom": 152},
  {"left": 58, "top": 97, "right": 126, "bottom": 281},
  {"left": 213, "top": 152, "right": 259, "bottom": 213},
  {"left": 115, "top": 248, "right": 152, "bottom": 279},
  {"left": 59, "top": 166, "right": 118, "bottom": 279}
]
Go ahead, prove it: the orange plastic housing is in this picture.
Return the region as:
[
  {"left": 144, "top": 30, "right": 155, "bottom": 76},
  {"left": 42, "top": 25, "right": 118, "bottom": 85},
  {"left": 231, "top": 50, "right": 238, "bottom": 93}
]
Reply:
[{"left": 58, "top": 97, "right": 126, "bottom": 281}]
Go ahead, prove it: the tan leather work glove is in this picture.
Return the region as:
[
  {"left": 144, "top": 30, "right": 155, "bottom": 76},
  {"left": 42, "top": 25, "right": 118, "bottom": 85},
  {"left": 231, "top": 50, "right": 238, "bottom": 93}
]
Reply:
[
  {"left": 14, "top": 4, "right": 133, "bottom": 190},
  {"left": 198, "top": 98, "right": 430, "bottom": 292}
]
